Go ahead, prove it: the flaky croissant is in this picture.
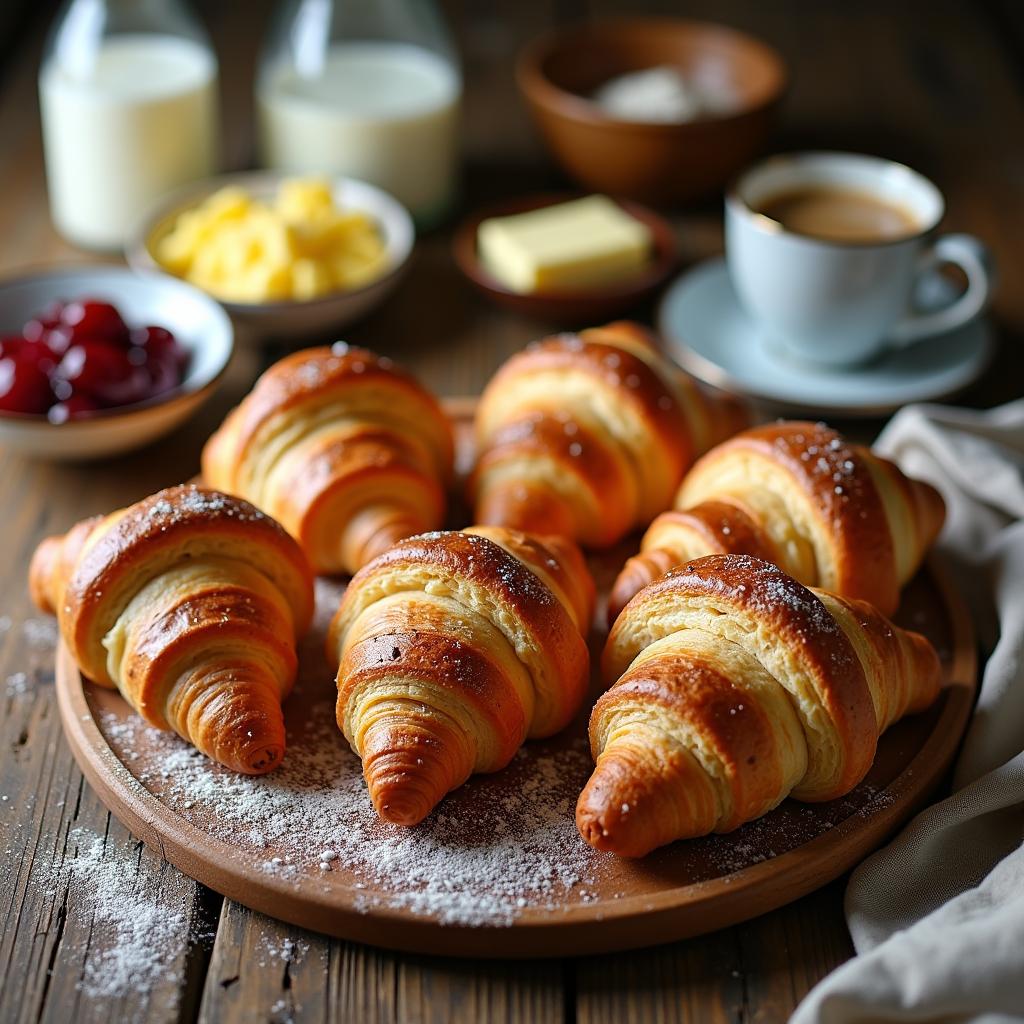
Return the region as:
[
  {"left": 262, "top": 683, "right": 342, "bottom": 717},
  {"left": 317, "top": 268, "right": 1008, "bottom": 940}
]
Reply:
[
  {"left": 608, "top": 420, "right": 945, "bottom": 622},
  {"left": 470, "top": 321, "right": 746, "bottom": 548},
  {"left": 202, "top": 343, "right": 455, "bottom": 576},
  {"left": 30, "top": 485, "right": 314, "bottom": 774},
  {"left": 327, "top": 526, "right": 595, "bottom": 825},
  {"left": 578, "top": 554, "right": 941, "bottom": 857}
]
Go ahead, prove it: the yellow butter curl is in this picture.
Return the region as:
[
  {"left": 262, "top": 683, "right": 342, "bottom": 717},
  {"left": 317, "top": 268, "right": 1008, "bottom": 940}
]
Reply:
[{"left": 154, "top": 178, "right": 390, "bottom": 303}]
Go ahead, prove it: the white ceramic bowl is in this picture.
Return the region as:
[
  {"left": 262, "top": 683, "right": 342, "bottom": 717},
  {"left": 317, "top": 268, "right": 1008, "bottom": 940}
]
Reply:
[
  {"left": 0, "top": 265, "right": 233, "bottom": 460},
  {"left": 127, "top": 172, "right": 415, "bottom": 344}
]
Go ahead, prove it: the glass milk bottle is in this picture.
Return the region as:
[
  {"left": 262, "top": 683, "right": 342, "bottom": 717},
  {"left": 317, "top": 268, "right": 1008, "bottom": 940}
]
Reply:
[
  {"left": 40, "top": 0, "right": 219, "bottom": 251},
  {"left": 258, "top": 0, "right": 461, "bottom": 229}
]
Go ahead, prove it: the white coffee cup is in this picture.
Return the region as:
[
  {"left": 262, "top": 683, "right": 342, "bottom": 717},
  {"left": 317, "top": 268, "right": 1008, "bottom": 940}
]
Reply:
[{"left": 725, "top": 151, "right": 992, "bottom": 367}]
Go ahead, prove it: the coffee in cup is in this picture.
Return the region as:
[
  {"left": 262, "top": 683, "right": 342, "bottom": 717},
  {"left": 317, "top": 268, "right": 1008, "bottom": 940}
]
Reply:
[
  {"left": 726, "top": 152, "right": 992, "bottom": 367},
  {"left": 754, "top": 186, "right": 920, "bottom": 243}
]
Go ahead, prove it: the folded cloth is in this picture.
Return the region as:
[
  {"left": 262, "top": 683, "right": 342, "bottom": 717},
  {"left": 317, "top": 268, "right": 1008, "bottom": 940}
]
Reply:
[{"left": 793, "top": 399, "right": 1024, "bottom": 1023}]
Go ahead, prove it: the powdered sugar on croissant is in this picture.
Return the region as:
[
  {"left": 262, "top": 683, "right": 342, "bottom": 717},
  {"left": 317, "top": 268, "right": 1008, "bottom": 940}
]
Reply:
[
  {"left": 579, "top": 554, "right": 942, "bottom": 857},
  {"left": 608, "top": 420, "right": 945, "bottom": 622},
  {"left": 29, "top": 485, "right": 314, "bottom": 774},
  {"left": 328, "top": 526, "right": 594, "bottom": 826},
  {"left": 471, "top": 322, "right": 746, "bottom": 548}
]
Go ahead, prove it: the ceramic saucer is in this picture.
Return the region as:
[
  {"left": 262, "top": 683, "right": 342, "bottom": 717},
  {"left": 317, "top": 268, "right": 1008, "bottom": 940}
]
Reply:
[{"left": 657, "top": 257, "right": 995, "bottom": 417}]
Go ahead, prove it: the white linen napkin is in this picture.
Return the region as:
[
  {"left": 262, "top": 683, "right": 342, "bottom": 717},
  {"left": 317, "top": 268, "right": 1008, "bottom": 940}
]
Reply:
[{"left": 792, "top": 399, "right": 1024, "bottom": 1023}]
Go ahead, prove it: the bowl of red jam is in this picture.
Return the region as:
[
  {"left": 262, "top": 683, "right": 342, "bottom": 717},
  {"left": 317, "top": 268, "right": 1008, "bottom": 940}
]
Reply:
[{"left": 0, "top": 266, "right": 232, "bottom": 459}]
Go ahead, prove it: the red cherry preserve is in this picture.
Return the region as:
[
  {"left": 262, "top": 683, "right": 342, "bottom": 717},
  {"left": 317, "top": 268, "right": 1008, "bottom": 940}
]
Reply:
[{"left": 0, "top": 299, "right": 189, "bottom": 420}]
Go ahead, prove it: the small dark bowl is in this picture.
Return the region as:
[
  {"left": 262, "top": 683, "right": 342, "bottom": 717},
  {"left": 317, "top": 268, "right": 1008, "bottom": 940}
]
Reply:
[
  {"left": 453, "top": 193, "right": 678, "bottom": 322},
  {"left": 517, "top": 18, "right": 787, "bottom": 205}
]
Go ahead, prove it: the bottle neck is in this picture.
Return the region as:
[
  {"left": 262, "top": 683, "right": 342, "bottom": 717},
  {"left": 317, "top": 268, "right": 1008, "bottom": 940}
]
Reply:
[
  {"left": 281, "top": 0, "right": 458, "bottom": 68},
  {"left": 48, "top": 0, "right": 212, "bottom": 75}
]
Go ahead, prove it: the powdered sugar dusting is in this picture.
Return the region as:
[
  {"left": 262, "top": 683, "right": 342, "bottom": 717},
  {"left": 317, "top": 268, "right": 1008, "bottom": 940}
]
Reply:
[
  {"left": 60, "top": 830, "right": 191, "bottom": 1000},
  {"left": 98, "top": 700, "right": 601, "bottom": 927},
  {"left": 90, "top": 576, "right": 604, "bottom": 928},
  {"left": 257, "top": 934, "right": 310, "bottom": 968},
  {"left": 143, "top": 484, "right": 270, "bottom": 527},
  {"left": 66, "top": 562, "right": 922, "bottom": 942},
  {"left": 675, "top": 553, "right": 839, "bottom": 631},
  {"left": 777, "top": 422, "right": 869, "bottom": 518},
  {"left": 269, "top": 344, "right": 398, "bottom": 397},
  {"left": 407, "top": 530, "right": 560, "bottom": 612},
  {"left": 5, "top": 671, "right": 30, "bottom": 696},
  {"left": 667, "top": 554, "right": 857, "bottom": 676},
  {"left": 4, "top": 618, "right": 58, "bottom": 697},
  {"left": 22, "top": 616, "right": 58, "bottom": 650},
  {"left": 686, "top": 784, "right": 897, "bottom": 875}
]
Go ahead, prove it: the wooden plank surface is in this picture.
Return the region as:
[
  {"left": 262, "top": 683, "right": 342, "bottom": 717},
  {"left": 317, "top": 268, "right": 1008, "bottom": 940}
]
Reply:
[
  {"left": 198, "top": 905, "right": 567, "bottom": 1024},
  {"left": 0, "top": 1, "right": 1018, "bottom": 1022}
]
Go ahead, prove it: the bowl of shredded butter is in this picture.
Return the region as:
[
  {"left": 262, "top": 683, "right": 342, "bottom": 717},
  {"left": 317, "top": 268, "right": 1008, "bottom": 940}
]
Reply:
[{"left": 128, "top": 173, "right": 414, "bottom": 342}]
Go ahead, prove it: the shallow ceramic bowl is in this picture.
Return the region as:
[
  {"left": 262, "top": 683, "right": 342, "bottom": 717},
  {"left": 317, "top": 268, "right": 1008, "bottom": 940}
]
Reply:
[
  {"left": 453, "top": 193, "right": 678, "bottom": 322},
  {"left": 127, "top": 171, "right": 415, "bottom": 344},
  {"left": 517, "top": 18, "right": 787, "bottom": 204},
  {"left": 0, "top": 266, "right": 233, "bottom": 460}
]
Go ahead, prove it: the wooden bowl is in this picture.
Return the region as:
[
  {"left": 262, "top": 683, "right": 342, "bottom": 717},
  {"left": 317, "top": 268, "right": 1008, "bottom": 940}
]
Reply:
[
  {"left": 517, "top": 18, "right": 787, "bottom": 205},
  {"left": 453, "top": 193, "right": 677, "bottom": 322}
]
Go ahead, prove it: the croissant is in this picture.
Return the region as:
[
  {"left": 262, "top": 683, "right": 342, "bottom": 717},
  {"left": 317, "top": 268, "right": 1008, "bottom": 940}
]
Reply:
[
  {"left": 202, "top": 343, "right": 455, "bottom": 576},
  {"left": 608, "top": 420, "right": 945, "bottom": 622},
  {"left": 327, "top": 526, "right": 595, "bottom": 825},
  {"left": 470, "top": 321, "right": 746, "bottom": 548},
  {"left": 29, "top": 485, "right": 314, "bottom": 774},
  {"left": 578, "top": 554, "right": 942, "bottom": 857}
]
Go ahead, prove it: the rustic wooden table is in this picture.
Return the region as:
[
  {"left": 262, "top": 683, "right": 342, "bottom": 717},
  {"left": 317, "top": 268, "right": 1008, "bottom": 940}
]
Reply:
[{"left": 1, "top": 2, "right": 1019, "bottom": 1021}]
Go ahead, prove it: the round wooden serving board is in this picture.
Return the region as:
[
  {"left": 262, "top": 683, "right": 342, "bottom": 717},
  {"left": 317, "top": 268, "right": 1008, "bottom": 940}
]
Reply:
[{"left": 54, "top": 401, "right": 978, "bottom": 957}]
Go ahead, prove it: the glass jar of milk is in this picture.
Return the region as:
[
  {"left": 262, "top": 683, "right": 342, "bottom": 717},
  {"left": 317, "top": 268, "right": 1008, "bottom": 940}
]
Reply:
[
  {"left": 40, "top": 0, "right": 219, "bottom": 251},
  {"left": 258, "top": 0, "right": 461, "bottom": 229}
]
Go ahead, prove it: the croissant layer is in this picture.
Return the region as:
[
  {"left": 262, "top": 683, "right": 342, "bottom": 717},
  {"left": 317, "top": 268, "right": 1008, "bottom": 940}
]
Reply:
[
  {"left": 203, "top": 345, "right": 454, "bottom": 575},
  {"left": 608, "top": 421, "right": 945, "bottom": 622},
  {"left": 29, "top": 485, "right": 314, "bottom": 774},
  {"left": 471, "top": 322, "right": 746, "bottom": 548},
  {"left": 329, "top": 526, "right": 594, "bottom": 825},
  {"left": 582, "top": 554, "right": 942, "bottom": 856}
]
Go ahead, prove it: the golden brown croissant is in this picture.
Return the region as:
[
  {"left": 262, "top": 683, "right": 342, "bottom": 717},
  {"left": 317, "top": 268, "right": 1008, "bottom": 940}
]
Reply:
[
  {"left": 202, "top": 344, "right": 455, "bottom": 576},
  {"left": 327, "top": 526, "right": 595, "bottom": 825},
  {"left": 578, "top": 554, "right": 942, "bottom": 857},
  {"left": 29, "top": 485, "right": 315, "bottom": 774},
  {"left": 608, "top": 420, "right": 945, "bottom": 622},
  {"left": 470, "top": 321, "right": 746, "bottom": 548}
]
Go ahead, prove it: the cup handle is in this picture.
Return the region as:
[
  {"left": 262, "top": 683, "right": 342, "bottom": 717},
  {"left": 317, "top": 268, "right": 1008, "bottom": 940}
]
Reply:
[{"left": 887, "top": 234, "right": 993, "bottom": 348}]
